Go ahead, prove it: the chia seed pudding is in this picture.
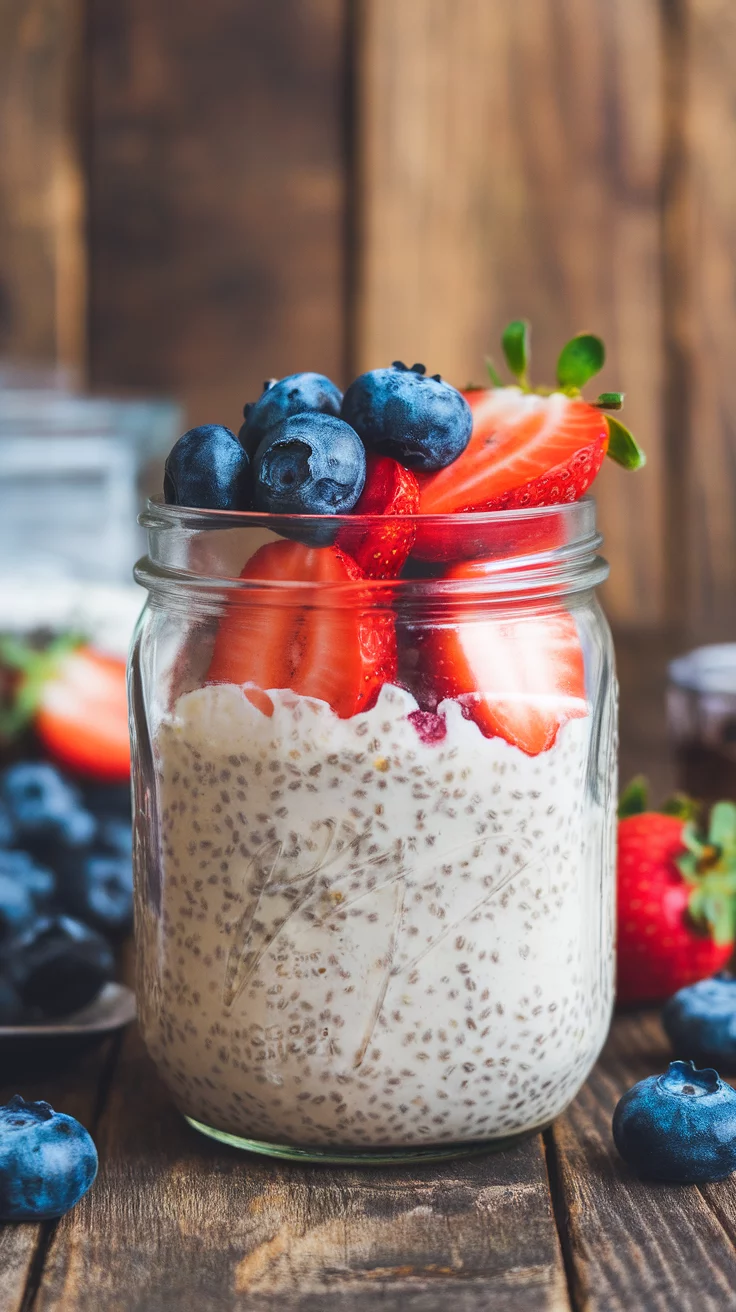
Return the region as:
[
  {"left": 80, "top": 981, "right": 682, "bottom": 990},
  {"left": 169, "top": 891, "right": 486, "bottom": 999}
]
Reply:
[{"left": 136, "top": 681, "right": 616, "bottom": 1149}]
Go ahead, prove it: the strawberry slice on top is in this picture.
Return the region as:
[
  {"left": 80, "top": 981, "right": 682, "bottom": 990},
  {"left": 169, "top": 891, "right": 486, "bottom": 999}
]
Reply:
[
  {"left": 421, "top": 570, "right": 587, "bottom": 755},
  {"left": 416, "top": 321, "right": 645, "bottom": 520},
  {"left": 207, "top": 539, "right": 397, "bottom": 718},
  {"left": 337, "top": 453, "right": 420, "bottom": 578}
]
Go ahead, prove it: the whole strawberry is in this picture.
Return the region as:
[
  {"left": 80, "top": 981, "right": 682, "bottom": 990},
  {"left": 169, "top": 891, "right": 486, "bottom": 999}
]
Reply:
[{"left": 617, "top": 779, "right": 736, "bottom": 1006}]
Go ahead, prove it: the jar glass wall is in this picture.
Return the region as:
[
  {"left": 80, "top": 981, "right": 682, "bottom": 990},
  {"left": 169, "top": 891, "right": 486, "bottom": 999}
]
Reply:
[{"left": 130, "top": 499, "right": 617, "bottom": 1163}]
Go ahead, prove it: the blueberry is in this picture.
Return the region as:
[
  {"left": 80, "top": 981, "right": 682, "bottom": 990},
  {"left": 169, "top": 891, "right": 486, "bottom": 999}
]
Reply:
[
  {"left": 341, "top": 361, "right": 472, "bottom": 472},
  {"left": 0, "top": 977, "right": 25, "bottom": 1026},
  {"left": 0, "top": 1095, "right": 97, "bottom": 1220},
  {"left": 59, "top": 854, "right": 133, "bottom": 937},
  {"left": 253, "top": 413, "right": 366, "bottom": 517},
  {"left": 0, "top": 850, "right": 56, "bottom": 906},
  {"left": 1, "top": 763, "right": 81, "bottom": 839},
  {"left": 0, "top": 799, "right": 15, "bottom": 848},
  {"left": 663, "top": 974, "right": 736, "bottom": 1072},
  {"left": 96, "top": 817, "right": 133, "bottom": 859},
  {"left": 7, "top": 916, "right": 116, "bottom": 1019},
  {"left": 240, "top": 373, "right": 343, "bottom": 457},
  {"left": 612, "top": 1059, "right": 736, "bottom": 1182},
  {"left": 163, "top": 425, "right": 251, "bottom": 511},
  {"left": 0, "top": 875, "right": 37, "bottom": 941}
]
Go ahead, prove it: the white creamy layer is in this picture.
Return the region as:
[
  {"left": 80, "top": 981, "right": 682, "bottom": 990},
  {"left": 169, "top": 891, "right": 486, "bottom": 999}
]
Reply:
[{"left": 136, "top": 683, "right": 615, "bottom": 1148}]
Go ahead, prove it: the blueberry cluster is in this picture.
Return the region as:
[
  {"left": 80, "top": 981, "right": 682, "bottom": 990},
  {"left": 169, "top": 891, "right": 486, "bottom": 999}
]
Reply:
[
  {"left": 0, "top": 763, "right": 131, "bottom": 1025},
  {"left": 163, "top": 365, "right": 472, "bottom": 514}
]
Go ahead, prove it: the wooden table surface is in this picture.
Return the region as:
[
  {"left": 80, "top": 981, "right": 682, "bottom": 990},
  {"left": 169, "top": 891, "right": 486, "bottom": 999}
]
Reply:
[{"left": 4, "top": 630, "right": 735, "bottom": 1312}]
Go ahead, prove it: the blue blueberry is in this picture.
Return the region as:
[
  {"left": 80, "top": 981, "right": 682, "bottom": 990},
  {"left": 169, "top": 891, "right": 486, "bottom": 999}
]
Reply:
[
  {"left": 164, "top": 425, "right": 251, "bottom": 511},
  {"left": 0, "top": 875, "right": 35, "bottom": 941},
  {"left": 663, "top": 974, "right": 736, "bottom": 1072},
  {"left": 0, "top": 850, "right": 56, "bottom": 906},
  {"left": 7, "top": 916, "right": 116, "bottom": 1019},
  {"left": 1, "top": 763, "right": 81, "bottom": 837},
  {"left": 59, "top": 854, "right": 133, "bottom": 937},
  {"left": 0, "top": 799, "right": 15, "bottom": 848},
  {"left": 253, "top": 413, "right": 366, "bottom": 516},
  {"left": 240, "top": 373, "right": 343, "bottom": 457},
  {"left": 0, "top": 1095, "right": 97, "bottom": 1221},
  {"left": 95, "top": 817, "right": 133, "bottom": 859},
  {"left": 341, "top": 361, "right": 472, "bottom": 472},
  {"left": 612, "top": 1059, "right": 736, "bottom": 1182}
]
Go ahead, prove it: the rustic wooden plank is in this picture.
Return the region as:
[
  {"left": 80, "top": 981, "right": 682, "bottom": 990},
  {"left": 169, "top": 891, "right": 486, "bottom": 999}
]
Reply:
[
  {"left": 548, "top": 1011, "right": 736, "bottom": 1310},
  {"left": 87, "top": 0, "right": 348, "bottom": 429},
  {"left": 0, "top": 0, "right": 85, "bottom": 368},
  {"left": 614, "top": 627, "right": 679, "bottom": 801},
  {"left": 0, "top": 1039, "right": 115, "bottom": 1312},
  {"left": 355, "top": 0, "right": 665, "bottom": 629},
  {"left": 35, "top": 1026, "right": 569, "bottom": 1311},
  {"left": 685, "top": 0, "right": 736, "bottom": 638}
]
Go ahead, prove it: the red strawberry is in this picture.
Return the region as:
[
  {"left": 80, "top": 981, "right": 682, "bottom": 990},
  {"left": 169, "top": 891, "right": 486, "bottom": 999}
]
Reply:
[
  {"left": 35, "top": 647, "right": 130, "bottom": 781},
  {"left": 207, "top": 539, "right": 397, "bottom": 717},
  {"left": 420, "top": 583, "right": 587, "bottom": 755},
  {"left": 412, "top": 322, "right": 644, "bottom": 562},
  {"left": 617, "top": 784, "right": 736, "bottom": 1006},
  {"left": 0, "top": 639, "right": 130, "bottom": 781},
  {"left": 337, "top": 454, "right": 420, "bottom": 578},
  {"left": 417, "top": 387, "right": 609, "bottom": 516}
]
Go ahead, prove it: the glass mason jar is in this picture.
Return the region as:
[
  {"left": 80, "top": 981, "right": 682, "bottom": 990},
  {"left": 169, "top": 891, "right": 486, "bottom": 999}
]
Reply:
[{"left": 130, "top": 497, "right": 617, "bottom": 1163}]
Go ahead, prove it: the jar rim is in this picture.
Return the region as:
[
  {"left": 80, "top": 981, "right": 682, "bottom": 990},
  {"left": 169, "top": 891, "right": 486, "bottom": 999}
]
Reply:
[
  {"left": 137, "top": 494, "right": 608, "bottom": 602},
  {"left": 141, "top": 494, "right": 594, "bottom": 532}
]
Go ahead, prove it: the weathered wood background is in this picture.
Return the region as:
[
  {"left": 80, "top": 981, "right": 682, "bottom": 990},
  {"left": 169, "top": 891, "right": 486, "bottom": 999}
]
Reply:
[{"left": 0, "top": 0, "right": 734, "bottom": 637}]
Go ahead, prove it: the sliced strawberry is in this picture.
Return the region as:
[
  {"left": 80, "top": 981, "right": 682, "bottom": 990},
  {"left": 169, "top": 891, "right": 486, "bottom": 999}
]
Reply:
[
  {"left": 35, "top": 648, "right": 130, "bottom": 781},
  {"left": 337, "top": 454, "right": 420, "bottom": 579},
  {"left": 421, "top": 578, "right": 587, "bottom": 754},
  {"left": 416, "top": 387, "right": 609, "bottom": 516},
  {"left": 207, "top": 539, "right": 397, "bottom": 717}
]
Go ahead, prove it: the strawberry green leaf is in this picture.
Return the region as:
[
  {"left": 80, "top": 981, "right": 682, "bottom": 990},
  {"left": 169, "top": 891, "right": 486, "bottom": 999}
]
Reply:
[
  {"left": 605, "top": 415, "right": 646, "bottom": 471},
  {"left": 501, "top": 321, "right": 530, "bottom": 387},
  {"left": 556, "top": 334, "right": 605, "bottom": 389},
  {"left": 485, "top": 357, "right": 504, "bottom": 388},
  {"left": 661, "top": 792, "right": 701, "bottom": 823},
  {"left": 707, "top": 801, "right": 736, "bottom": 852},
  {"left": 618, "top": 775, "right": 648, "bottom": 818},
  {"left": 595, "top": 392, "right": 624, "bottom": 410}
]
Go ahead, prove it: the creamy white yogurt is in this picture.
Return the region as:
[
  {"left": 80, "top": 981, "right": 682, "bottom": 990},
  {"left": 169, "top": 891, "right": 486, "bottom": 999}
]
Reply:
[{"left": 136, "top": 682, "right": 615, "bottom": 1149}]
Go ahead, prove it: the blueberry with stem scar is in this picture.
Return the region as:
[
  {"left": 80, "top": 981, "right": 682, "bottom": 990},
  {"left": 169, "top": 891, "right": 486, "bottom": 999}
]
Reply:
[{"left": 612, "top": 1059, "right": 736, "bottom": 1182}]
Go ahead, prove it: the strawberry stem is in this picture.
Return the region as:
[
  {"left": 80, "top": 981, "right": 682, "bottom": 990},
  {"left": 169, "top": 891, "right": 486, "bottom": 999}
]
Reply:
[{"left": 501, "top": 320, "right": 531, "bottom": 389}]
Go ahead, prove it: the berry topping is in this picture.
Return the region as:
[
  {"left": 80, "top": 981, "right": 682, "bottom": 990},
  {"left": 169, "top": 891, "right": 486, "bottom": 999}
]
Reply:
[
  {"left": 407, "top": 709, "right": 447, "bottom": 745},
  {"left": 252, "top": 413, "right": 366, "bottom": 516},
  {"left": 616, "top": 787, "right": 736, "bottom": 1006},
  {"left": 416, "top": 321, "right": 644, "bottom": 523},
  {"left": 612, "top": 1060, "right": 736, "bottom": 1183},
  {"left": 420, "top": 593, "right": 586, "bottom": 755},
  {"left": 0, "top": 1095, "right": 98, "bottom": 1220},
  {"left": 6, "top": 915, "right": 116, "bottom": 1018},
  {"left": 341, "top": 363, "right": 472, "bottom": 472},
  {"left": 164, "top": 424, "right": 251, "bottom": 511},
  {"left": 662, "top": 974, "right": 736, "bottom": 1072},
  {"left": 239, "top": 372, "right": 343, "bottom": 457},
  {"left": 207, "top": 540, "right": 397, "bottom": 718},
  {"left": 337, "top": 453, "right": 420, "bottom": 578}
]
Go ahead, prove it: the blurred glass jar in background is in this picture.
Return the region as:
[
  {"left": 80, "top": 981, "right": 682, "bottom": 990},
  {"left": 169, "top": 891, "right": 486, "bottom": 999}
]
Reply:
[
  {"left": 0, "top": 373, "right": 181, "bottom": 775},
  {"left": 668, "top": 645, "right": 736, "bottom": 804}
]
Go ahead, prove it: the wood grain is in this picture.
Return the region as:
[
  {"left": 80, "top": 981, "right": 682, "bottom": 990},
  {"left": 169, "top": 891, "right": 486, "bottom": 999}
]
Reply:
[
  {"left": 354, "top": 0, "right": 665, "bottom": 628},
  {"left": 0, "top": 0, "right": 85, "bottom": 368},
  {"left": 86, "top": 0, "right": 348, "bottom": 430},
  {"left": 686, "top": 0, "right": 736, "bottom": 638},
  {"left": 35, "top": 1028, "right": 569, "bottom": 1312},
  {"left": 0, "top": 1040, "right": 115, "bottom": 1312},
  {"left": 549, "top": 1012, "right": 736, "bottom": 1310}
]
